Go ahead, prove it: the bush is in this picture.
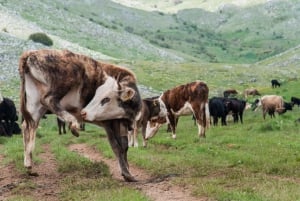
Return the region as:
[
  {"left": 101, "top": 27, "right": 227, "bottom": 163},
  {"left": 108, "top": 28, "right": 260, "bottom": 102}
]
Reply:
[{"left": 28, "top": 32, "right": 53, "bottom": 46}]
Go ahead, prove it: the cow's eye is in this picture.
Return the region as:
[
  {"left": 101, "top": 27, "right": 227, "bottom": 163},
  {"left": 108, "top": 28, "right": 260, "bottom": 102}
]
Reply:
[{"left": 101, "top": 97, "right": 110, "bottom": 106}]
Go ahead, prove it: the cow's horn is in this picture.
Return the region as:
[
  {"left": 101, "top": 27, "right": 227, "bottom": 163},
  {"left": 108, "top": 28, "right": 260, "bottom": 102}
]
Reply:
[{"left": 120, "top": 88, "right": 135, "bottom": 101}]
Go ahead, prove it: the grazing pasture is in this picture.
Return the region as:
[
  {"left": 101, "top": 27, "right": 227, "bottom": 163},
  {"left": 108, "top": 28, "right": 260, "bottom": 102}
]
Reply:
[{"left": 1, "top": 61, "right": 300, "bottom": 200}]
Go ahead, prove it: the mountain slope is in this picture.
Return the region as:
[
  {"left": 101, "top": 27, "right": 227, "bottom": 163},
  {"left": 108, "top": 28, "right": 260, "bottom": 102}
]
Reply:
[{"left": 1, "top": 0, "right": 300, "bottom": 64}]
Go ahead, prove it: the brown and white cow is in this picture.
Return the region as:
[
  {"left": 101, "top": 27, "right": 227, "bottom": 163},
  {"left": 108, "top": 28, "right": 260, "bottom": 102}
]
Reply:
[
  {"left": 128, "top": 96, "right": 167, "bottom": 147},
  {"left": 145, "top": 81, "right": 210, "bottom": 140},
  {"left": 254, "top": 95, "right": 285, "bottom": 119},
  {"left": 19, "top": 49, "right": 141, "bottom": 182},
  {"left": 243, "top": 88, "right": 261, "bottom": 98}
]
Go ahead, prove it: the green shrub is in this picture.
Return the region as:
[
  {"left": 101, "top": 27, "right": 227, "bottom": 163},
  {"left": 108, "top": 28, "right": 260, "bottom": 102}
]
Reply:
[{"left": 28, "top": 32, "right": 53, "bottom": 46}]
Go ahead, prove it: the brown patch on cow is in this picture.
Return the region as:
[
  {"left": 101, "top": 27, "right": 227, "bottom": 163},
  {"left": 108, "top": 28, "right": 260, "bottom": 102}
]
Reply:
[{"left": 101, "top": 62, "right": 136, "bottom": 84}]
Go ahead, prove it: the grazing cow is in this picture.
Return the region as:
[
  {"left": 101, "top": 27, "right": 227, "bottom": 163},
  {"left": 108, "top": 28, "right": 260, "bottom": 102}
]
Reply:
[
  {"left": 223, "top": 89, "right": 238, "bottom": 98},
  {"left": 254, "top": 95, "right": 285, "bottom": 119},
  {"left": 19, "top": 49, "right": 141, "bottom": 182},
  {"left": 128, "top": 96, "right": 167, "bottom": 147},
  {"left": 209, "top": 97, "right": 228, "bottom": 126},
  {"left": 291, "top": 96, "right": 300, "bottom": 107},
  {"left": 224, "top": 98, "right": 247, "bottom": 124},
  {"left": 145, "top": 81, "right": 210, "bottom": 140},
  {"left": 0, "top": 97, "right": 18, "bottom": 136},
  {"left": 271, "top": 79, "right": 281, "bottom": 88},
  {"left": 243, "top": 88, "right": 261, "bottom": 98},
  {"left": 283, "top": 102, "right": 293, "bottom": 113}
]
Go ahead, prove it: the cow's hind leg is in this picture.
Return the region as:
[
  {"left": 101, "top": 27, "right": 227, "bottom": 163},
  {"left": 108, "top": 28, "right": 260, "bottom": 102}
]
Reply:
[
  {"left": 22, "top": 108, "right": 46, "bottom": 176},
  {"left": 194, "top": 102, "right": 209, "bottom": 138},
  {"left": 103, "top": 119, "right": 137, "bottom": 182}
]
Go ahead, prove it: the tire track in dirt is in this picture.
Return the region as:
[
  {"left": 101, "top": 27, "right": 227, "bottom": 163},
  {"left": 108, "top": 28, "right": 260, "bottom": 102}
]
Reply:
[
  {"left": 69, "top": 143, "right": 207, "bottom": 201},
  {"left": 0, "top": 144, "right": 61, "bottom": 201}
]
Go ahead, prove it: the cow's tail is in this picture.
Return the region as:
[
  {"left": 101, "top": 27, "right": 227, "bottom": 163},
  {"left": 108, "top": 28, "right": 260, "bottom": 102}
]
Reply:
[
  {"left": 19, "top": 51, "right": 35, "bottom": 129},
  {"left": 204, "top": 102, "right": 210, "bottom": 129}
]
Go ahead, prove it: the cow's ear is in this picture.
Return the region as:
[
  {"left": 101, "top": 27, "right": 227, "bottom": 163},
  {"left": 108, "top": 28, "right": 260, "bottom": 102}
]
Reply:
[{"left": 120, "top": 88, "right": 135, "bottom": 101}]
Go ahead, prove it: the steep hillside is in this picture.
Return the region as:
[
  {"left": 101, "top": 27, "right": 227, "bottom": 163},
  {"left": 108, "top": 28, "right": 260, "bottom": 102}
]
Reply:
[
  {"left": 0, "top": 1, "right": 184, "bottom": 62},
  {"left": 1, "top": 0, "right": 300, "bottom": 64}
]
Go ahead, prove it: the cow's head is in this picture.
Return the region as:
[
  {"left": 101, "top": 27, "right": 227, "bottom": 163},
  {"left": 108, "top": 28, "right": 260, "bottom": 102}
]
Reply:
[
  {"left": 144, "top": 95, "right": 167, "bottom": 119},
  {"left": 145, "top": 116, "right": 167, "bottom": 140},
  {"left": 81, "top": 76, "right": 141, "bottom": 122}
]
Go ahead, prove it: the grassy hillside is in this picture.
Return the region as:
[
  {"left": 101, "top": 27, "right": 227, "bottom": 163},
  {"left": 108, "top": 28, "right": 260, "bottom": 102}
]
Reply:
[
  {"left": 1, "top": 1, "right": 300, "bottom": 200},
  {"left": 1, "top": 0, "right": 300, "bottom": 63},
  {"left": 112, "top": 0, "right": 269, "bottom": 12}
]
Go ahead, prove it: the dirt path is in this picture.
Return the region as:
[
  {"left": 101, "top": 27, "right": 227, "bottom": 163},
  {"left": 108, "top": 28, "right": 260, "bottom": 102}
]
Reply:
[
  {"left": 0, "top": 143, "right": 206, "bottom": 201},
  {"left": 69, "top": 144, "right": 207, "bottom": 201},
  {"left": 0, "top": 144, "right": 61, "bottom": 201}
]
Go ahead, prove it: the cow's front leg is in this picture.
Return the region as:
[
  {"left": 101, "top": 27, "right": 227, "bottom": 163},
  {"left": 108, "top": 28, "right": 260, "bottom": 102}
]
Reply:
[
  {"left": 41, "top": 93, "right": 80, "bottom": 137},
  {"left": 168, "top": 115, "right": 177, "bottom": 139},
  {"left": 104, "top": 120, "right": 137, "bottom": 182}
]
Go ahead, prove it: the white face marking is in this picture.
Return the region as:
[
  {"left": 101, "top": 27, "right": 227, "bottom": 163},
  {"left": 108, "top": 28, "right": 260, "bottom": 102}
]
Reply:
[
  {"left": 145, "top": 121, "right": 162, "bottom": 139},
  {"left": 81, "top": 76, "right": 126, "bottom": 121}
]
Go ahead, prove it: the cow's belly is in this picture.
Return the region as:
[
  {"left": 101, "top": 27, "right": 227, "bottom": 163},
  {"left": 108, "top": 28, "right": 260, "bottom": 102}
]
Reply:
[{"left": 171, "top": 102, "right": 193, "bottom": 116}]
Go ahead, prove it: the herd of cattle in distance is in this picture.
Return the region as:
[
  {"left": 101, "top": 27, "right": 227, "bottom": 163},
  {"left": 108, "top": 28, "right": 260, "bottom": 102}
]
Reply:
[
  {"left": 1, "top": 49, "right": 299, "bottom": 182},
  {"left": 128, "top": 78, "right": 298, "bottom": 148}
]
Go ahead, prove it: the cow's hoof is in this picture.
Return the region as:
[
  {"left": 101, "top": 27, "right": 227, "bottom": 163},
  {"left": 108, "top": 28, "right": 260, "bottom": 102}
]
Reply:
[
  {"left": 122, "top": 173, "right": 138, "bottom": 182},
  {"left": 27, "top": 168, "right": 39, "bottom": 177}
]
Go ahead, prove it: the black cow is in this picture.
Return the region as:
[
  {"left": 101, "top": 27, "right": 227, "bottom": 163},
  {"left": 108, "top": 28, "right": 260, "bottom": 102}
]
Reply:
[
  {"left": 224, "top": 98, "right": 246, "bottom": 124},
  {"left": 0, "top": 121, "right": 7, "bottom": 136},
  {"left": 271, "top": 79, "right": 281, "bottom": 88},
  {"left": 209, "top": 97, "right": 228, "bottom": 126},
  {"left": 291, "top": 96, "right": 300, "bottom": 107},
  {"left": 0, "top": 97, "right": 18, "bottom": 136},
  {"left": 282, "top": 102, "right": 293, "bottom": 113},
  {"left": 12, "top": 121, "right": 21, "bottom": 134}
]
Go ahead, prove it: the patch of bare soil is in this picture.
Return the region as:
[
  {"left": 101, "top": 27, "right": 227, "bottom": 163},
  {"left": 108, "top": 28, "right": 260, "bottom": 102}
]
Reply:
[
  {"left": 0, "top": 144, "right": 61, "bottom": 201},
  {"left": 69, "top": 144, "right": 207, "bottom": 201}
]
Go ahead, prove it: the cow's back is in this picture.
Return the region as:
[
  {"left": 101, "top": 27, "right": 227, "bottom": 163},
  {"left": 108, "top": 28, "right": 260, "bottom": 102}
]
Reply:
[{"left": 261, "top": 95, "right": 284, "bottom": 110}]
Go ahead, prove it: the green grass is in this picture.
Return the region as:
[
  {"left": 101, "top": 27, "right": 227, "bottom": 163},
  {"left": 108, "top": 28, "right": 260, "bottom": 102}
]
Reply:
[{"left": 2, "top": 74, "right": 300, "bottom": 201}]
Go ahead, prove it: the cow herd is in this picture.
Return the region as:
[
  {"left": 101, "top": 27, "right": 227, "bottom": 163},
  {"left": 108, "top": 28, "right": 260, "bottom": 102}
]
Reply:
[{"left": 1, "top": 49, "right": 298, "bottom": 182}]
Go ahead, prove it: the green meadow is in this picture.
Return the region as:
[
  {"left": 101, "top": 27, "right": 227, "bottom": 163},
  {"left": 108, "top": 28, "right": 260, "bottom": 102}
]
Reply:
[
  {"left": 1, "top": 62, "right": 300, "bottom": 200},
  {"left": 1, "top": 0, "right": 300, "bottom": 200}
]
